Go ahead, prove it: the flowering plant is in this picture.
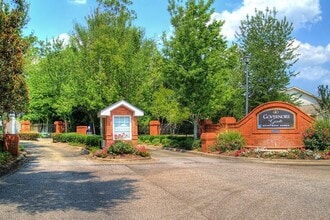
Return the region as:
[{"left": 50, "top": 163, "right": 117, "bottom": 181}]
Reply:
[
  {"left": 303, "top": 119, "right": 329, "bottom": 151},
  {"left": 135, "top": 145, "right": 150, "bottom": 157},
  {"left": 114, "top": 133, "right": 129, "bottom": 140}
]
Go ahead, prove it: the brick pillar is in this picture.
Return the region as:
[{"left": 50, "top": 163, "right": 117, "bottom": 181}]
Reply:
[
  {"left": 132, "top": 117, "right": 139, "bottom": 145},
  {"left": 4, "top": 134, "right": 20, "bottom": 156},
  {"left": 76, "top": 126, "right": 88, "bottom": 135},
  {"left": 201, "top": 132, "right": 216, "bottom": 153},
  {"left": 149, "top": 120, "right": 160, "bottom": 136},
  {"left": 20, "top": 120, "right": 31, "bottom": 133},
  {"left": 54, "top": 121, "right": 64, "bottom": 133}
]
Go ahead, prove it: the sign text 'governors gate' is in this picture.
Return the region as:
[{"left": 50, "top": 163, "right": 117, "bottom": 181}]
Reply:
[
  {"left": 257, "top": 109, "right": 295, "bottom": 129},
  {"left": 200, "top": 101, "right": 315, "bottom": 151}
]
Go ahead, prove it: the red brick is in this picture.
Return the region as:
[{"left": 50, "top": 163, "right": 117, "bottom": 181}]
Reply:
[
  {"left": 200, "top": 101, "right": 314, "bottom": 152},
  {"left": 149, "top": 120, "right": 160, "bottom": 136}
]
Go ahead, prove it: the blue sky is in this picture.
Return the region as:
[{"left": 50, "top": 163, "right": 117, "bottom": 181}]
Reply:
[{"left": 24, "top": 0, "right": 330, "bottom": 96}]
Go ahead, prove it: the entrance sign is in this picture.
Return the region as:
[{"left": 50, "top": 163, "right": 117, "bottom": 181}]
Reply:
[
  {"left": 113, "top": 116, "right": 131, "bottom": 140},
  {"left": 98, "top": 100, "right": 144, "bottom": 147},
  {"left": 257, "top": 109, "right": 295, "bottom": 129},
  {"left": 200, "top": 101, "right": 314, "bottom": 150}
]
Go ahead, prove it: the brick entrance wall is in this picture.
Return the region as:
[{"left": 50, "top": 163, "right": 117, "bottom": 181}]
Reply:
[{"left": 200, "top": 101, "right": 315, "bottom": 151}]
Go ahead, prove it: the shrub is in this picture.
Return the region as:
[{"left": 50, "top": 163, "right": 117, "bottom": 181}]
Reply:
[
  {"left": 52, "top": 133, "right": 61, "bottom": 143},
  {"left": 108, "top": 141, "right": 135, "bottom": 155},
  {"left": 303, "top": 119, "right": 330, "bottom": 151},
  {"left": 135, "top": 146, "right": 150, "bottom": 157},
  {"left": 216, "top": 131, "right": 245, "bottom": 152},
  {"left": 138, "top": 135, "right": 196, "bottom": 150},
  {"left": 19, "top": 132, "right": 40, "bottom": 140},
  {"left": 94, "top": 146, "right": 109, "bottom": 158},
  {"left": 178, "top": 138, "right": 194, "bottom": 150},
  {"left": 52, "top": 133, "right": 102, "bottom": 147},
  {"left": 0, "top": 151, "right": 12, "bottom": 165},
  {"left": 59, "top": 133, "right": 87, "bottom": 144},
  {"left": 19, "top": 145, "right": 25, "bottom": 151},
  {"left": 151, "top": 138, "right": 161, "bottom": 146},
  {"left": 161, "top": 138, "right": 172, "bottom": 147},
  {"left": 192, "top": 139, "right": 201, "bottom": 150},
  {"left": 85, "top": 135, "right": 102, "bottom": 147}
]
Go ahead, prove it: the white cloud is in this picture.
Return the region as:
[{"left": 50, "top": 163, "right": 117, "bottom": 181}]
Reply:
[
  {"left": 53, "top": 33, "right": 71, "bottom": 47},
  {"left": 69, "top": 0, "right": 87, "bottom": 5},
  {"left": 292, "top": 39, "right": 330, "bottom": 81},
  {"left": 296, "top": 40, "right": 330, "bottom": 66},
  {"left": 211, "top": 0, "right": 328, "bottom": 85},
  {"left": 296, "top": 66, "right": 329, "bottom": 80},
  {"left": 212, "top": 0, "right": 321, "bottom": 42}
]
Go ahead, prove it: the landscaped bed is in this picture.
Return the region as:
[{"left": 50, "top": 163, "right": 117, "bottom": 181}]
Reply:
[
  {"left": 215, "top": 148, "right": 330, "bottom": 160},
  {"left": 210, "top": 124, "right": 330, "bottom": 160},
  {"left": 90, "top": 141, "right": 151, "bottom": 159}
]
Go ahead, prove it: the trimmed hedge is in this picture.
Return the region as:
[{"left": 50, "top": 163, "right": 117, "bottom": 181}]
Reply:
[
  {"left": 19, "top": 132, "right": 40, "bottom": 141},
  {"left": 51, "top": 133, "right": 102, "bottom": 147},
  {"left": 138, "top": 135, "right": 200, "bottom": 150}
]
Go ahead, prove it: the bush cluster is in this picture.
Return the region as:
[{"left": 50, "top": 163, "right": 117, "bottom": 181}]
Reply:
[
  {"left": 108, "top": 141, "right": 135, "bottom": 155},
  {"left": 216, "top": 131, "right": 246, "bottom": 152},
  {"left": 232, "top": 148, "right": 330, "bottom": 160},
  {"left": 303, "top": 119, "right": 330, "bottom": 151},
  {"left": 51, "top": 133, "right": 102, "bottom": 147},
  {"left": 19, "top": 132, "right": 40, "bottom": 140},
  {"left": 0, "top": 151, "right": 13, "bottom": 165},
  {"left": 138, "top": 135, "right": 200, "bottom": 150},
  {"left": 52, "top": 133, "right": 150, "bottom": 158},
  {"left": 94, "top": 141, "right": 150, "bottom": 158}
]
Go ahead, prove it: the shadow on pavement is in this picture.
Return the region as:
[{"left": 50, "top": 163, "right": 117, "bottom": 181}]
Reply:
[{"left": 0, "top": 169, "right": 138, "bottom": 213}]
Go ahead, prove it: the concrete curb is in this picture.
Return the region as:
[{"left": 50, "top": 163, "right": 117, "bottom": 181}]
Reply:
[{"left": 162, "top": 147, "right": 330, "bottom": 166}]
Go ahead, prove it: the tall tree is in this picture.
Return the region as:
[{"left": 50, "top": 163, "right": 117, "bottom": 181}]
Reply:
[
  {"left": 317, "top": 85, "right": 330, "bottom": 119},
  {"left": 150, "top": 86, "right": 190, "bottom": 133},
  {"left": 0, "top": 0, "right": 30, "bottom": 115},
  {"left": 236, "top": 8, "right": 299, "bottom": 112},
  {"left": 25, "top": 0, "right": 162, "bottom": 133},
  {"left": 70, "top": 0, "right": 161, "bottom": 131},
  {"left": 162, "top": 0, "right": 228, "bottom": 139},
  {"left": 25, "top": 39, "right": 76, "bottom": 132}
]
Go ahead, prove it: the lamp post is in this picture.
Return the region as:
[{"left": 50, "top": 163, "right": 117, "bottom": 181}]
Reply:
[{"left": 244, "top": 55, "right": 250, "bottom": 115}]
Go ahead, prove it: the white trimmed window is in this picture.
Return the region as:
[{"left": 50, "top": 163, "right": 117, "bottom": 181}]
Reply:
[{"left": 113, "top": 116, "right": 131, "bottom": 140}]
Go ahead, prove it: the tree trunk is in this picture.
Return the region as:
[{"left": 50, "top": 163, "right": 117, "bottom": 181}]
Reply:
[
  {"left": 192, "top": 115, "right": 199, "bottom": 140},
  {"left": 64, "top": 118, "right": 68, "bottom": 133},
  {"left": 89, "top": 113, "right": 96, "bottom": 134}
]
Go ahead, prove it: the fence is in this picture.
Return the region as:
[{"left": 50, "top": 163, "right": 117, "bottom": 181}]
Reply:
[{"left": 31, "top": 124, "right": 55, "bottom": 136}]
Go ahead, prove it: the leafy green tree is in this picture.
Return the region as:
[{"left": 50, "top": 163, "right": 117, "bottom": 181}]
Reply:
[
  {"left": 24, "top": 43, "right": 55, "bottom": 123},
  {"left": 211, "top": 45, "right": 244, "bottom": 120},
  {"left": 25, "top": 39, "right": 75, "bottom": 131},
  {"left": 0, "top": 0, "right": 30, "bottom": 116},
  {"left": 150, "top": 87, "right": 190, "bottom": 133},
  {"left": 235, "top": 8, "right": 299, "bottom": 112},
  {"left": 162, "top": 0, "right": 229, "bottom": 139},
  {"left": 317, "top": 85, "right": 330, "bottom": 119},
  {"left": 25, "top": 0, "right": 161, "bottom": 132},
  {"left": 70, "top": 0, "right": 161, "bottom": 132}
]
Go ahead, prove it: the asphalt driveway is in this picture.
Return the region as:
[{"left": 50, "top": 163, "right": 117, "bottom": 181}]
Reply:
[{"left": 0, "top": 139, "right": 329, "bottom": 220}]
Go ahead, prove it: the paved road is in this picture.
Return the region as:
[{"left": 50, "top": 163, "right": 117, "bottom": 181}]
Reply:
[{"left": 0, "top": 139, "right": 329, "bottom": 220}]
